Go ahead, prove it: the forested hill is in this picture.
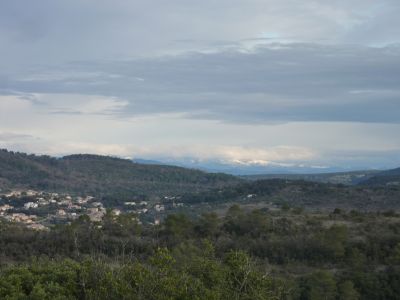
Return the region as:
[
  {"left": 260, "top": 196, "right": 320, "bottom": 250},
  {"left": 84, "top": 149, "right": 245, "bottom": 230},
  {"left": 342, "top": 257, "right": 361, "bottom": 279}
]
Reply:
[
  {"left": 182, "top": 178, "right": 400, "bottom": 211},
  {"left": 360, "top": 167, "right": 400, "bottom": 186},
  {"left": 0, "top": 149, "right": 240, "bottom": 196},
  {"left": 241, "top": 170, "right": 379, "bottom": 185}
]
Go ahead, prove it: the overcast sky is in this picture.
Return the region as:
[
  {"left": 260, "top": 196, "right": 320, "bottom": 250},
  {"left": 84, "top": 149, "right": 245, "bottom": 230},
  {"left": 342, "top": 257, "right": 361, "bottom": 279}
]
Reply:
[{"left": 0, "top": 0, "right": 399, "bottom": 170}]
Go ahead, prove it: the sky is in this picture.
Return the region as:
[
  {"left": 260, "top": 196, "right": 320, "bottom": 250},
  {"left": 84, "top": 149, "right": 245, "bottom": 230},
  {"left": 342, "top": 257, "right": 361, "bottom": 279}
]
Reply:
[{"left": 0, "top": 0, "right": 400, "bottom": 171}]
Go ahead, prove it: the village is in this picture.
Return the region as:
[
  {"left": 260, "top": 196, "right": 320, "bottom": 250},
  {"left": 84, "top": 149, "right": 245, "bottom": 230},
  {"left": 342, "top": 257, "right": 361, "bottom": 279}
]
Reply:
[{"left": 0, "top": 189, "right": 186, "bottom": 230}]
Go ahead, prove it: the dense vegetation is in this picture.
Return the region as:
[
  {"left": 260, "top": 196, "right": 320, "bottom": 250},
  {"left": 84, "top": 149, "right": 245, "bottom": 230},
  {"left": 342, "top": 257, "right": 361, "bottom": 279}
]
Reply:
[
  {"left": 361, "top": 167, "right": 400, "bottom": 186},
  {"left": 1, "top": 207, "right": 399, "bottom": 299},
  {"left": 182, "top": 179, "right": 400, "bottom": 211},
  {"left": 2, "top": 149, "right": 400, "bottom": 211},
  {"left": 0, "top": 149, "right": 240, "bottom": 199},
  {"left": 1, "top": 149, "right": 400, "bottom": 298},
  {"left": 242, "top": 170, "right": 379, "bottom": 185}
]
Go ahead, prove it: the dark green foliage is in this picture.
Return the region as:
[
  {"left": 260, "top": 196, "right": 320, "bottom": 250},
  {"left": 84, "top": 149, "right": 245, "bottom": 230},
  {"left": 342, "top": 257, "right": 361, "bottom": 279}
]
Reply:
[
  {"left": 181, "top": 178, "right": 400, "bottom": 210},
  {"left": 242, "top": 170, "right": 380, "bottom": 185},
  {"left": 0, "top": 149, "right": 240, "bottom": 202},
  {"left": 299, "top": 271, "right": 337, "bottom": 300},
  {"left": 361, "top": 167, "right": 400, "bottom": 186},
  {"left": 1, "top": 208, "right": 400, "bottom": 299},
  {"left": 2, "top": 149, "right": 400, "bottom": 211},
  {"left": 337, "top": 280, "right": 360, "bottom": 300},
  {"left": 0, "top": 259, "right": 81, "bottom": 299},
  {"left": 0, "top": 249, "right": 283, "bottom": 300}
]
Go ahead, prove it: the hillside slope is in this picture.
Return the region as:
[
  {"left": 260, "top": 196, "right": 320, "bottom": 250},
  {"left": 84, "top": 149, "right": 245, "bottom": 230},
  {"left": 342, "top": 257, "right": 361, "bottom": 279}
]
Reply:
[
  {"left": 359, "top": 167, "right": 400, "bottom": 186},
  {"left": 241, "top": 170, "right": 379, "bottom": 185},
  {"left": 182, "top": 178, "right": 400, "bottom": 211},
  {"left": 0, "top": 150, "right": 240, "bottom": 197}
]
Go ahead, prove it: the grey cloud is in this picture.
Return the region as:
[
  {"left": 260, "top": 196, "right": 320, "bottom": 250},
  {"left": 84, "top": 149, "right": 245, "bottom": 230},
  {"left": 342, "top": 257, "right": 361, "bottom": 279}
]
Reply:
[
  {"left": 3, "top": 43, "right": 400, "bottom": 124},
  {"left": 1, "top": 1, "right": 400, "bottom": 170},
  {"left": 0, "top": 132, "right": 37, "bottom": 142},
  {"left": 322, "top": 149, "right": 400, "bottom": 170},
  {"left": 1, "top": 0, "right": 400, "bottom": 71}
]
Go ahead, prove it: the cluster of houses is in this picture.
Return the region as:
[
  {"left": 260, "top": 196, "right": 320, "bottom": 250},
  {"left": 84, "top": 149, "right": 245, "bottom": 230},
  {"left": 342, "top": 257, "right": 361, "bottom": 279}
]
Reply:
[
  {"left": 0, "top": 189, "right": 186, "bottom": 230},
  {"left": 0, "top": 190, "right": 100, "bottom": 229}
]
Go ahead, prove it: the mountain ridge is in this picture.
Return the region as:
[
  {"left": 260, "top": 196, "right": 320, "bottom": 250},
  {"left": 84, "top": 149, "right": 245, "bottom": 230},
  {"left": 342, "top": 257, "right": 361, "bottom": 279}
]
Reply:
[
  {"left": 0, "top": 149, "right": 241, "bottom": 197},
  {"left": 360, "top": 167, "right": 400, "bottom": 186}
]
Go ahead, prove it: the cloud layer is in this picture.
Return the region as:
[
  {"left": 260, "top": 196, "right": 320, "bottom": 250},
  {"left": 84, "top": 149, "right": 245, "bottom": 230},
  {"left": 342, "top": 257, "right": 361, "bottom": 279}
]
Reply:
[
  {"left": 0, "top": 1, "right": 400, "bottom": 170},
  {"left": 3, "top": 44, "right": 400, "bottom": 125}
]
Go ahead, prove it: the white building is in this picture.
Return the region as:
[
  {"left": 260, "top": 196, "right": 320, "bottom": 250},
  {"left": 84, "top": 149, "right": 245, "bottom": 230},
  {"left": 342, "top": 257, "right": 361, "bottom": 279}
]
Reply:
[
  {"left": 24, "top": 202, "right": 39, "bottom": 209},
  {"left": 57, "top": 209, "right": 67, "bottom": 216},
  {"left": 112, "top": 209, "right": 121, "bottom": 216},
  {"left": 154, "top": 204, "right": 165, "bottom": 212}
]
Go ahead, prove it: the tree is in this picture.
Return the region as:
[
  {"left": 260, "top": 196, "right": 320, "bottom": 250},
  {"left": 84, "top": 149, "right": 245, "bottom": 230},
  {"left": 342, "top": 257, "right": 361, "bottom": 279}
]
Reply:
[
  {"left": 195, "top": 213, "right": 219, "bottom": 237},
  {"left": 338, "top": 280, "right": 360, "bottom": 300},
  {"left": 301, "top": 271, "right": 337, "bottom": 300}
]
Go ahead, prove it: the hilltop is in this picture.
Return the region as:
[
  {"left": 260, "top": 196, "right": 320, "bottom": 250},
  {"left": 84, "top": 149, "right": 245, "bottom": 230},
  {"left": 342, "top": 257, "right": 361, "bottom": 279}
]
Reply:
[{"left": 0, "top": 149, "right": 240, "bottom": 198}]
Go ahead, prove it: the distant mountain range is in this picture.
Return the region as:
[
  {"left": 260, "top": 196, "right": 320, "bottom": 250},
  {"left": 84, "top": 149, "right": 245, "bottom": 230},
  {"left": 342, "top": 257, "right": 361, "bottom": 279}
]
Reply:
[
  {"left": 133, "top": 157, "right": 350, "bottom": 175},
  {"left": 133, "top": 157, "right": 400, "bottom": 186},
  {"left": 133, "top": 157, "right": 398, "bottom": 185}
]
